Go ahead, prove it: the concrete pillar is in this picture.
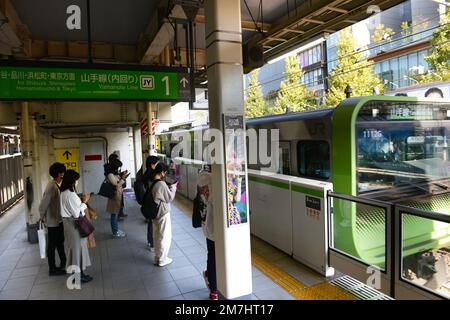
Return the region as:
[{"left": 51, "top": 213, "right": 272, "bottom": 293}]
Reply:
[
  {"left": 47, "top": 134, "right": 55, "bottom": 168},
  {"left": 205, "top": 0, "right": 252, "bottom": 299},
  {"left": 147, "top": 102, "right": 157, "bottom": 156},
  {"left": 21, "top": 102, "right": 40, "bottom": 243}
]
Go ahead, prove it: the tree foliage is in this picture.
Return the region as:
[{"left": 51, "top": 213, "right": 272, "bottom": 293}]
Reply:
[
  {"left": 245, "top": 69, "right": 267, "bottom": 118},
  {"left": 273, "top": 55, "right": 314, "bottom": 114},
  {"left": 420, "top": 9, "right": 450, "bottom": 82},
  {"left": 371, "top": 23, "right": 395, "bottom": 44},
  {"left": 327, "top": 28, "right": 383, "bottom": 107}
]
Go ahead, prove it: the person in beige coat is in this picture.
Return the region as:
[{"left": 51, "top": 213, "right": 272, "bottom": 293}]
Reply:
[{"left": 104, "top": 158, "right": 129, "bottom": 238}]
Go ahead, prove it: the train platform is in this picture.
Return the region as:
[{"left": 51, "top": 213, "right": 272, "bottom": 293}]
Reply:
[{"left": 0, "top": 191, "right": 361, "bottom": 300}]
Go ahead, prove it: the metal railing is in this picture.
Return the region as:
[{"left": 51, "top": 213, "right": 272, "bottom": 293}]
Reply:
[
  {"left": 0, "top": 153, "right": 24, "bottom": 216},
  {"left": 327, "top": 191, "right": 450, "bottom": 300}
]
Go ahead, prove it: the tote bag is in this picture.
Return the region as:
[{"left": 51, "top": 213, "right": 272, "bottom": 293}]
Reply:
[
  {"left": 38, "top": 221, "right": 46, "bottom": 259},
  {"left": 98, "top": 180, "right": 116, "bottom": 199}
]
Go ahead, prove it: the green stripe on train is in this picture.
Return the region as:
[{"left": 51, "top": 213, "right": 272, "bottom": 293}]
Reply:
[
  {"left": 248, "top": 175, "right": 322, "bottom": 197},
  {"left": 291, "top": 185, "right": 323, "bottom": 197},
  {"left": 248, "top": 175, "right": 289, "bottom": 190}
]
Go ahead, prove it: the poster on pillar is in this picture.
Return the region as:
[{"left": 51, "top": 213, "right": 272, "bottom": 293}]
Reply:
[
  {"left": 223, "top": 114, "right": 248, "bottom": 227},
  {"left": 56, "top": 148, "right": 79, "bottom": 173}
]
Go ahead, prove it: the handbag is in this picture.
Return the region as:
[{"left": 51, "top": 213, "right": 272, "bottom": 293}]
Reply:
[
  {"left": 75, "top": 215, "right": 95, "bottom": 238},
  {"left": 98, "top": 180, "right": 116, "bottom": 199},
  {"left": 37, "top": 221, "right": 46, "bottom": 259}
]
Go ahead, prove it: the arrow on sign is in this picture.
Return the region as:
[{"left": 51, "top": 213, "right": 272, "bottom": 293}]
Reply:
[
  {"left": 63, "top": 150, "right": 72, "bottom": 160},
  {"left": 180, "top": 77, "right": 189, "bottom": 88}
]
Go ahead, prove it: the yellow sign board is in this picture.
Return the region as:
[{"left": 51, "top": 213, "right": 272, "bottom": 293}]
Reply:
[
  {"left": 56, "top": 148, "right": 79, "bottom": 173},
  {"left": 156, "top": 137, "right": 161, "bottom": 153}
]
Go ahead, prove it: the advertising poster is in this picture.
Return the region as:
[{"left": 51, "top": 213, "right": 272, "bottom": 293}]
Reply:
[{"left": 223, "top": 114, "right": 248, "bottom": 227}]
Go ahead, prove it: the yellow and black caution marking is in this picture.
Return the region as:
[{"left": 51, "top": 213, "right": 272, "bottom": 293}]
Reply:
[{"left": 251, "top": 253, "right": 355, "bottom": 300}]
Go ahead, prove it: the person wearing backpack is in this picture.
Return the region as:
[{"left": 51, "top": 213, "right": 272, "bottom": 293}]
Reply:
[
  {"left": 142, "top": 155, "right": 159, "bottom": 251},
  {"left": 195, "top": 167, "right": 218, "bottom": 300},
  {"left": 151, "top": 162, "right": 177, "bottom": 267}
]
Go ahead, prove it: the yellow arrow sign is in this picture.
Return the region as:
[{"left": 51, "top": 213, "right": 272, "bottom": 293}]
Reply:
[{"left": 56, "top": 148, "right": 79, "bottom": 173}]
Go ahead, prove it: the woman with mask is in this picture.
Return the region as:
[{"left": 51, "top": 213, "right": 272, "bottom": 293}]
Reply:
[
  {"left": 151, "top": 162, "right": 177, "bottom": 266},
  {"left": 60, "top": 170, "right": 93, "bottom": 283},
  {"left": 106, "top": 157, "right": 129, "bottom": 238}
]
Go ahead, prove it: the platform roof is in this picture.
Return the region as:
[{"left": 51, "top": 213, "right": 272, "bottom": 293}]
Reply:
[{"left": 0, "top": 0, "right": 406, "bottom": 84}]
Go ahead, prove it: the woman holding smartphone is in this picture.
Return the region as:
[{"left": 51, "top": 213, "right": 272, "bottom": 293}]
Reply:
[{"left": 105, "top": 157, "right": 130, "bottom": 238}]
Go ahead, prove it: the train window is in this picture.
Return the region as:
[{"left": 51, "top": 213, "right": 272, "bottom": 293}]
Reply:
[
  {"left": 297, "top": 140, "right": 330, "bottom": 179},
  {"left": 357, "top": 101, "right": 450, "bottom": 196},
  {"left": 279, "top": 142, "right": 291, "bottom": 175}
]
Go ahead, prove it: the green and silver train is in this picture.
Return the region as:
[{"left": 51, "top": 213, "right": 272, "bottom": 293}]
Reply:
[{"left": 157, "top": 96, "right": 450, "bottom": 279}]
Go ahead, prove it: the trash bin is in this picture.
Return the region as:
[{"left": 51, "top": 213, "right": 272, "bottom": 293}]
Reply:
[{"left": 27, "top": 222, "right": 39, "bottom": 243}]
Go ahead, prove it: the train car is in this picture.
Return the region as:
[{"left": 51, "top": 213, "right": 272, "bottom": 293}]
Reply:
[{"left": 157, "top": 96, "right": 450, "bottom": 280}]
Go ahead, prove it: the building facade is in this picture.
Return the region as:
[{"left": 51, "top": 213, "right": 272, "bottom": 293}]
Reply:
[{"left": 245, "top": 0, "right": 449, "bottom": 111}]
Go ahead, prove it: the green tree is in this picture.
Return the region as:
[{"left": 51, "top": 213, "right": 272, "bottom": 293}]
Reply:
[
  {"left": 400, "top": 21, "right": 411, "bottom": 44},
  {"left": 421, "top": 9, "right": 450, "bottom": 82},
  {"left": 245, "top": 69, "right": 267, "bottom": 118},
  {"left": 273, "top": 55, "right": 314, "bottom": 114},
  {"left": 327, "top": 28, "right": 383, "bottom": 107},
  {"left": 371, "top": 23, "right": 395, "bottom": 44}
]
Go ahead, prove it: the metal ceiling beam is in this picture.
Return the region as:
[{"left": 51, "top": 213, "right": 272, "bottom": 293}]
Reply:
[
  {"left": 139, "top": 4, "right": 186, "bottom": 65},
  {"left": 263, "top": 0, "right": 406, "bottom": 61},
  {"left": 195, "top": 15, "right": 271, "bottom": 32},
  {"left": 326, "top": 6, "right": 348, "bottom": 14},
  {"left": 255, "top": 0, "right": 347, "bottom": 45},
  {"left": 0, "top": 0, "right": 30, "bottom": 57},
  {"left": 302, "top": 18, "right": 325, "bottom": 25}
]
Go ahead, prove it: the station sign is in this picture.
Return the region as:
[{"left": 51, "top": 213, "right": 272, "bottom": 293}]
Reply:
[
  {"left": 0, "top": 63, "right": 192, "bottom": 102},
  {"left": 56, "top": 148, "right": 79, "bottom": 173}
]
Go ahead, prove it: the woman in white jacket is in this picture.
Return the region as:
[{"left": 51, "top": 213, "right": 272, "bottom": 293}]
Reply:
[
  {"left": 60, "top": 170, "right": 93, "bottom": 283},
  {"left": 151, "top": 163, "right": 177, "bottom": 267}
]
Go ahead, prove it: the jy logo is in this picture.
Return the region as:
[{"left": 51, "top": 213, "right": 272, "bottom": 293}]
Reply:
[{"left": 140, "top": 76, "right": 155, "bottom": 90}]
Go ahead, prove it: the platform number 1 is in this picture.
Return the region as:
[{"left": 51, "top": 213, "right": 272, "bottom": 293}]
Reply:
[{"left": 162, "top": 76, "right": 169, "bottom": 96}]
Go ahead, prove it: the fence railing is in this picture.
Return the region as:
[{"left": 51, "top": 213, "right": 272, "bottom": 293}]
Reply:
[
  {"left": 0, "top": 153, "right": 24, "bottom": 216},
  {"left": 328, "top": 191, "right": 450, "bottom": 300}
]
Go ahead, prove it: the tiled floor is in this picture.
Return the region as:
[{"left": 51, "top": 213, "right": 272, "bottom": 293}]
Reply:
[{"left": 0, "top": 192, "right": 305, "bottom": 300}]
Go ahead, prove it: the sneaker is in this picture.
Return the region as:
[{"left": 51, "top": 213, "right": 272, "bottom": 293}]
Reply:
[
  {"left": 203, "top": 270, "right": 210, "bottom": 289},
  {"left": 158, "top": 257, "right": 173, "bottom": 267},
  {"left": 113, "top": 231, "right": 126, "bottom": 238},
  {"left": 49, "top": 269, "right": 66, "bottom": 276},
  {"left": 81, "top": 274, "right": 93, "bottom": 283},
  {"left": 209, "top": 290, "right": 218, "bottom": 300},
  {"left": 147, "top": 243, "right": 155, "bottom": 252}
]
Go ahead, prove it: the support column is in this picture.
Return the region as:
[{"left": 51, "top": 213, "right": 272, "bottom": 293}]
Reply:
[
  {"left": 21, "top": 102, "right": 40, "bottom": 243},
  {"left": 205, "top": 0, "right": 252, "bottom": 299},
  {"left": 147, "top": 102, "right": 157, "bottom": 156}
]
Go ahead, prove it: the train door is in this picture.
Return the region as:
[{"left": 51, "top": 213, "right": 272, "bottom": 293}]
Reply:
[{"left": 80, "top": 140, "right": 106, "bottom": 194}]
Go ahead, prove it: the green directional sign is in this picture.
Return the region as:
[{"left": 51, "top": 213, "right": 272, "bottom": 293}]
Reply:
[{"left": 0, "top": 65, "right": 192, "bottom": 101}]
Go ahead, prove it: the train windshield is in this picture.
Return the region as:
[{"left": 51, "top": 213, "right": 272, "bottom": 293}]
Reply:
[{"left": 356, "top": 101, "right": 450, "bottom": 197}]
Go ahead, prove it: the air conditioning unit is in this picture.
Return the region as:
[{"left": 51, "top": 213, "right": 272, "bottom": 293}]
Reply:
[{"left": 243, "top": 43, "right": 264, "bottom": 74}]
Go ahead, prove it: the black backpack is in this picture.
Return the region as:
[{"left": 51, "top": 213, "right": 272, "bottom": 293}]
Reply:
[
  {"left": 141, "top": 180, "right": 161, "bottom": 220},
  {"left": 133, "top": 168, "right": 146, "bottom": 205},
  {"left": 192, "top": 191, "right": 207, "bottom": 228}
]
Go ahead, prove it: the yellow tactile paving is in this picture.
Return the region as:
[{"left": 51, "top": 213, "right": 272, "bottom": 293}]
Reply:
[
  {"left": 175, "top": 196, "right": 355, "bottom": 300},
  {"left": 252, "top": 252, "right": 355, "bottom": 300}
]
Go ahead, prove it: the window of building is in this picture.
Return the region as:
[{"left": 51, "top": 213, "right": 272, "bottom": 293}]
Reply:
[
  {"left": 399, "top": 55, "right": 409, "bottom": 87},
  {"left": 297, "top": 140, "right": 330, "bottom": 180}
]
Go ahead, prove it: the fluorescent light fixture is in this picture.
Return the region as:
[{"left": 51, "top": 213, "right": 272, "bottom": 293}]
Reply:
[
  {"left": 200, "top": 80, "right": 208, "bottom": 85},
  {"left": 267, "top": 36, "right": 326, "bottom": 64}
]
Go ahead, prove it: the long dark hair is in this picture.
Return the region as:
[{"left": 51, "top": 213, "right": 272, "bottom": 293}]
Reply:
[{"left": 60, "top": 170, "right": 80, "bottom": 192}]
